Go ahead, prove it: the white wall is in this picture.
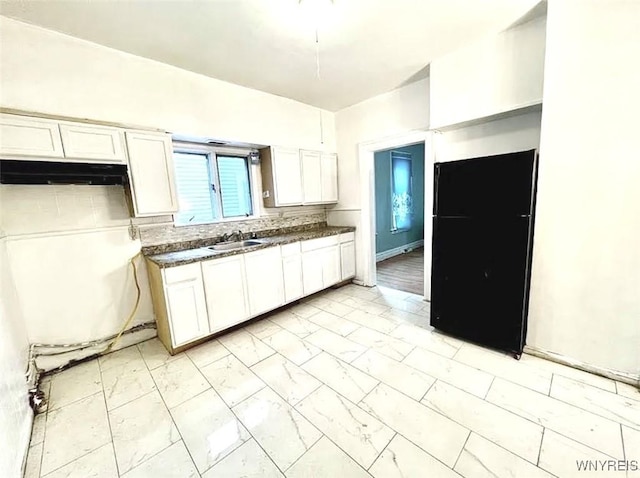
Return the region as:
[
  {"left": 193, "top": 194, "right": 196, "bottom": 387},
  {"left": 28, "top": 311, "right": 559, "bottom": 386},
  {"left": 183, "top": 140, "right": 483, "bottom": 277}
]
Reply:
[
  {"left": 435, "top": 110, "right": 542, "bottom": 162},
  {"left": 0, "top": 235, "right": 32, "bottom": 477},
  {"left": 0, "top": 17, "right": 337, "bottom": 370},
  {"left": 0, "top": 17, "right": 335, "bottom": 151},
  {"left": 430, "top": 17, "right": 546, "bottom": 129},
  {"left": 328, "top": 78, "right": 430, "bottom": 282},
  {"left": 527, "top": 0, "right": 640, "bottom": 378},
  {"left": 0, "top": 185, "right": 157, "bottom": 368}
]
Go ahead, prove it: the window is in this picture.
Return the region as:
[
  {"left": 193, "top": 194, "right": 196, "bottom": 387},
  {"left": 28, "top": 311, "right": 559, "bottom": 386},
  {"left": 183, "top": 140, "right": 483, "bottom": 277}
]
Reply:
[
  {"left": 173, "top": 145, "right": 253, "bottom": 226},
  {"left": 390, "top": 151, "right": 413, "bottom": 232}
]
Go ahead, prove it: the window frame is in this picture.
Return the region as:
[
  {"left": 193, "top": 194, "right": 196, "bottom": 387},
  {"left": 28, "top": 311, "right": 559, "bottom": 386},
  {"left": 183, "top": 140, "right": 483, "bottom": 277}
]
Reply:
[
  {"left": 389, "top": 150, "right": 414, "bottom": 234},
  {"left": 172, "top": 141, "right": 259, "bottom": 227}
]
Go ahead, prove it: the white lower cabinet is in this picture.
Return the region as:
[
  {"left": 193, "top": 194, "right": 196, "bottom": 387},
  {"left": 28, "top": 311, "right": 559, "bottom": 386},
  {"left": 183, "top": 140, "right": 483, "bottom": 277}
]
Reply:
[
  {"left": 302, "top": 249, "right": 325, "bottom": 295},
  {"left": 163, "top": 265, "right": 210, "bottom": 347},
  {"left": 322, "top": 245, "right": 341, "bottom": 287},
  {"left": 282, "top": 243, "right": 304, "bottom": 303},
  {"left": 149, "top": 231, "right": 356, "bottom": 354},
  {"left": 201, "top": 255, "right": 250, "bottom": 333},
  {"left": 244, "top": 246, "right": 285, "bottom": 316},
  {"left": 340, "top": 241, "right": 356, "bottom": 280}
]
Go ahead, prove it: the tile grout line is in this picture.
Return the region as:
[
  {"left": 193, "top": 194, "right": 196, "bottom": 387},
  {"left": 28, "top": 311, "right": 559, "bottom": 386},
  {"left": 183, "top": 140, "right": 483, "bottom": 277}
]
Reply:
[
  {"left": 469, "top": 377, "right": 628, "bottom": 458},
  {"left": 366, "top": 431, "right": 397, "bottom": 472},
  {"left": 536, "top": 427, "right": 546, "bottom": 466},
  {"left": 483, "top": 376, "right": 496, "bottom": 400},
  {"left": 36, "top": 390, "right": 110, "bottom": 477},
  {"left": 419, "top": 378, "right": 437, "bottom": 402},
  {"left": 452, "top": 430, "right": 472, "bottom": 470},
  {"left": 36, "top": 379, "right": 51, "bottom": 478},
  {"left": 539, "top": 380, "right": 637, "bottom": 432},
  {"left": 420, "top": 384, "right": 547, "bottom": 467},
  {"left": 620, "top": 423, "right": 627, "bottom": 461},
  {"left": 225, "top": 398, "right": 293, "bottom": 477},
  {"left": 279, "top": 432, "right": 325, "bottom": 474},
  {"left": 98, "top": 368, "right": 122, "bottom": 478},
  {"left": 137, "top": 350, "right": 200, "bottom": 477},
  {"left": 293, "top": 384, "right": 396, "bottom": 472}
]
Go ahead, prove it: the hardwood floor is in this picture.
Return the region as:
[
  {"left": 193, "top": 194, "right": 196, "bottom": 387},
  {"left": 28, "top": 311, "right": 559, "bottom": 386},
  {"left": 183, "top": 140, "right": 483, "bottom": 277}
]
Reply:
[{"left": 376, "top": 247, "right": 424, "bottom": 295}]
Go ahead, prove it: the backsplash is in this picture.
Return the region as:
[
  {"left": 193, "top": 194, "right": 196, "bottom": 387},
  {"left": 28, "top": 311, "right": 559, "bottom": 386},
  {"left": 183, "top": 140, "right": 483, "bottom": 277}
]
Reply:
[
  {"left": 0, "top": 184, "right": 168, "bottom": 236},
  {"left": 139, "top": 211, "right": 328, "bottom": 247}
]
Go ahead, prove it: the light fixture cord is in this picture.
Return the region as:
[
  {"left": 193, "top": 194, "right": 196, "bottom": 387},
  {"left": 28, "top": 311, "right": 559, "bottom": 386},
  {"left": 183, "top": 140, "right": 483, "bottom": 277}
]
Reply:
[
  {"left": 315, "top": 28, "right": 321, "bottom": 79},
  {"left": 315, "top": 27, "right": 323, "bottom": 144}
]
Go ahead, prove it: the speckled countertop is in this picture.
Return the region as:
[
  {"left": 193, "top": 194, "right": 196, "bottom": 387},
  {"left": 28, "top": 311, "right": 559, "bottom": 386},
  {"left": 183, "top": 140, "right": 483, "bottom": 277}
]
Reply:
[{"left": 144, "top": 225, "right": 355, "bottom": 268}]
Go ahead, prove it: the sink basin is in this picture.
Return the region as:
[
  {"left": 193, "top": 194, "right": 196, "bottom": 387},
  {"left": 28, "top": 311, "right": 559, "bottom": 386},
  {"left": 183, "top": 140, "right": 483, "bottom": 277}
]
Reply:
[{"left": 209, "top": 240, "right": 263, "bottom": 251}]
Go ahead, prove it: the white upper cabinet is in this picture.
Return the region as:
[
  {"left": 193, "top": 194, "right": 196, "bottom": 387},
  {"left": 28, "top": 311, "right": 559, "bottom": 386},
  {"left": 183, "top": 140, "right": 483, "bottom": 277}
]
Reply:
[
  {"left": 302, "top": 150, "right": 338, "bottom": 205},
  {"left": 0, "top": 114, "right": 64, "bottom": 159},
  {"left": 301, "top": 150, "right": 322, "bottom": 204},
  {"left": 261, "top": 146, "right": 304, "bottom": 207},
  {"left": 321, "top": 153, "right": 338, "bottom": 203},
  {"left": 59, "top": 123, "right": 126, "bottom": 163},
  {"left": 261, "top": 146, "right": 338, "bottom": 207},
  {"left": 125, "top": 131, "right": 178, "bottom": 217},
  {"left": 244, "top": 246, "right": 285, "bottom": 316}
]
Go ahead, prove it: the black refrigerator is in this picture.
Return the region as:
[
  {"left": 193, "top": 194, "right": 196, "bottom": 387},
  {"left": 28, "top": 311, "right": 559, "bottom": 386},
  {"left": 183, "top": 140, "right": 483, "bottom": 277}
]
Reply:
[{"left": 430, "top": 149, "right": 538, "bottom": 358}]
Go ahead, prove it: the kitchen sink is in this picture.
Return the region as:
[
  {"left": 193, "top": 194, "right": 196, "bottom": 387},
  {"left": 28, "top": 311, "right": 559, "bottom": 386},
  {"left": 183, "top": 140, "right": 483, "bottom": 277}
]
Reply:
[{"left": 209, "top": 240, "right": 263, "bottom": 251}]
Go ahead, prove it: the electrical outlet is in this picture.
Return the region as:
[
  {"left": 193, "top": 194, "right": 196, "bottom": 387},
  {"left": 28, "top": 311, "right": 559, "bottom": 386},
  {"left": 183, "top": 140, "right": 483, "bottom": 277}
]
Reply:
[{"left": 263, "top": 191, "right": 270, "bottom": 198}]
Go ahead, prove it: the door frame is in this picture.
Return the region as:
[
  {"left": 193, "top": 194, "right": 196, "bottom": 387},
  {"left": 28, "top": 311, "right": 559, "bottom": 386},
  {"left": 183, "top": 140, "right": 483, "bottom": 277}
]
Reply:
[{"left": 358, "top": 130, "right": 435, "bottom": 299}]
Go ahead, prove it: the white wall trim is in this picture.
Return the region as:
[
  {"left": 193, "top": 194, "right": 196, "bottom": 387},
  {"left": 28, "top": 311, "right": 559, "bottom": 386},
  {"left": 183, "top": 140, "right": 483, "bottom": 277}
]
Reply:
[
  {"left": 524, "top": 345, "right": 640, "bottom": 387},
  {"left": 376, "top": 239, "right": 424, "bottom": 263},
  {"left": 358, "top": 130, "right": 433, "bottom": 299}
]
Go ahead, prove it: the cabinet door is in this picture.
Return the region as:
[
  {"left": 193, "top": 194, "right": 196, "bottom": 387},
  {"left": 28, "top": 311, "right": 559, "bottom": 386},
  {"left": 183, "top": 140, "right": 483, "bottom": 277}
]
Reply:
[
  {"left": 340, "top": 241, "right": 356, "bottom": 280},
  {"left": 165, "top": 278, "right": 209, "bottom": 347},
  {"left": 302, "top": 249, "right": 324, "bottom": 295},
  {"left": 126, "top": 131, "right": 178, "bottom": 216},
  {"left": 322, "top": 245, "right": 341, "bottom": 287},
  {"left": 273, "top": 147, "right": 303, "bottom": 206},
  {"left": 0, "top": 114, "right": 64, "bottom": 159},
  {"left": 244, "top": 247, "right": 285, "bottom": 316},
  {"left": 202, "top": 256, "right": 250, "bottom": 332},
  {"left": 321, "top": 153, "right": 338, "bottom": 203},
  {"left": 59, "top": 123, "right": 126, "bottom": 163},
  {"left": 282, "top": 254, "right": 303, "bottom": 303},
  {"left": 301, "top": 150, "right": 322, "bottom": 204}
]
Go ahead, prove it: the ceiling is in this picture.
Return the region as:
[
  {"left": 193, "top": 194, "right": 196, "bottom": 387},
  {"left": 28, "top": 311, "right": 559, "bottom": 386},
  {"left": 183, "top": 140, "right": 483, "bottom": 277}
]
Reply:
[{"left": 0, "top": 0, "right": 541, "bottom": 111}]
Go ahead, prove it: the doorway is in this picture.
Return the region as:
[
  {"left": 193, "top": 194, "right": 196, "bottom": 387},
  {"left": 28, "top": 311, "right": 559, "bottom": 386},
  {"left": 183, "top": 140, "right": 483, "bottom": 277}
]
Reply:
[
  {"left": 374, "top": 144, "right": 426, "bottom": 295},
  {"left": 357, "top": 130, "right": 434, "bottom": 300}
]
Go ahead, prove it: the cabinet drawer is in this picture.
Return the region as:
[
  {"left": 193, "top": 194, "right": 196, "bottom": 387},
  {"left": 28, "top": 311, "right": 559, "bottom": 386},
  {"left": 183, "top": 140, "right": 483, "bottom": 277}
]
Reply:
[
  {"left": 163, "top": 263, "right": 202, "bottom": 284},
  {"left": 339, "top": 232, "right": 355, "bottom": 243},
  {"left": 281, "top": 242, "right": 301, "bottom": 257},
  {"left": 301, "top": 235, "right": 339, "bottom": 252}
]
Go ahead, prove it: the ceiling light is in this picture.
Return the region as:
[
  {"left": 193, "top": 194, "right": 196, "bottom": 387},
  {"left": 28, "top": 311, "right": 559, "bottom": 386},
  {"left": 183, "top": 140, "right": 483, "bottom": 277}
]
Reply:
[{"left": 298, "top": 0, "right": 335, "bottom": 29}]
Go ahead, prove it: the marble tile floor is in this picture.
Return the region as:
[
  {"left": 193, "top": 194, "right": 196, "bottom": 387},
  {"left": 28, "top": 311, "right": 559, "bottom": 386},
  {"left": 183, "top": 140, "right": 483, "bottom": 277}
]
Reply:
[{"left": 25, "top": 284, "right": 640, "bottom": 478}]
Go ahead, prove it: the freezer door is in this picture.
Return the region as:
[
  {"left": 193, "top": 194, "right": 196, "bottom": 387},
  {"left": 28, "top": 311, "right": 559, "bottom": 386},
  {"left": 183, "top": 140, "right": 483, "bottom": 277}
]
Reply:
[
  {"left": 434, "top": 150, "right": 537, "bottom": 217},
  {"left": 430, "top": 216, "right": 532, "bottom": 355}
]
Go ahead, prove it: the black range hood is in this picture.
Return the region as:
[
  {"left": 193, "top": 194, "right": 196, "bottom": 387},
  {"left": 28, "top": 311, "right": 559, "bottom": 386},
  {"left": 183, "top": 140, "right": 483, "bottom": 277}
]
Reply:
[{"left": 0, "top": 160, "right": 128, "bottom": 185}]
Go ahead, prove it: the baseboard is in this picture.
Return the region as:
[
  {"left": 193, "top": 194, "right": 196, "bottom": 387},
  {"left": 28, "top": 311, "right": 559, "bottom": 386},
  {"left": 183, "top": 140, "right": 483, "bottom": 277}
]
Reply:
[
  {"left": 35, "top": 322, "right": 157, "bottom": 374},
  {"left": 376, "top": 239, "right": 424, "bottom": 262},
  {"left": 523, "top": 345, "right": 640, "bottom": 387}
]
